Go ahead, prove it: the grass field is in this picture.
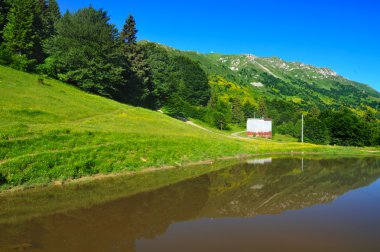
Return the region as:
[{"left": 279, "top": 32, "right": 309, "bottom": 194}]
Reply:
[{"left": 0, "top": 66, "right": 378, "bottom": 190}]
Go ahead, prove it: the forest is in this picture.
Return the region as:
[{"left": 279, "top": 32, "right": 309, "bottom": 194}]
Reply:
[{"left": 0, "top": 0, "right": 379, "bottom": 147}]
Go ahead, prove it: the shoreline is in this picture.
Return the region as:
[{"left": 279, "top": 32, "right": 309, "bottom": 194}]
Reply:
[{"left": 1, "top": 150, "right": 379, "bottom": 196}]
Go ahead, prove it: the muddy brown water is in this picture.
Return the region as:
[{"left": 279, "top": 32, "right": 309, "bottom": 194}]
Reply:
[{"left": 1, "top": 157, "right": 380, "bottom": 252}]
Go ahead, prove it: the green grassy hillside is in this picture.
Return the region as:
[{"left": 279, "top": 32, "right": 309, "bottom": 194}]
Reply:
[
  {"left": 0, "top": 66, "right": 377, "bottom": 189},
  {"left": 145, "top": 42, "right": 379, "bottom": 111}
]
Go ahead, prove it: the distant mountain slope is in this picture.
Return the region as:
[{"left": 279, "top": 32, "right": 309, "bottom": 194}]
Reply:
[
  {"left": 145, "top": 42, "right": 379, "bottom": 111},
  {"left": 206, "top": 53, "right": 379, "bottom": 109}
]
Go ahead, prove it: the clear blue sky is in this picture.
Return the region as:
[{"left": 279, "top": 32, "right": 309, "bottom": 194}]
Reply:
[{"left": 57, "top": 0, "right": 380, "bottom": 91}]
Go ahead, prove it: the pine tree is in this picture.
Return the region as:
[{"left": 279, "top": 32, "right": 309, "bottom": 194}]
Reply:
[
  {"left": 257, "top": 98, "right": 268, "bottom": 118},
  {"left": 48, "top": 0, "right": 61, "bottom": 23},
  {"left": 36, "top": 0, "right": 49, "bottom": 39},
  {"left": 0, "top": 0, "right": 10, "bottom": 43},
  {"left": 35, "top": 0, "right": 60, "bottom": 40},
  {"left": 121, "top": 15, "right": 137, "bottom": 45},
  {"left": 120, "top": 15, "right": 155, "bottom": 108},
  {"left": 44, "top": 0, "right": 60, "bottom": 37},
  {"left": 207, "top": 93, "right": 232, "bottom": 130},
  {"left": 231, "top": 98, "right": 245, "bottom": 125},
  {"left": 3, "top": 0, "right": 44, "bottom": 64}
]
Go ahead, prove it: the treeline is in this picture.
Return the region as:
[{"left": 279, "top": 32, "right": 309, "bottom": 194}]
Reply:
[
  {"left": 0, "top": 0, "right": 59, "bottom": 69},
  {"left": 0, "top": 1, "right": 212, "bottom": 110},
  {"left": 0, "top": 1, "right": 378, "bottom": 147},
  {"left": 273, "top": 106, "right": 380, "bottom": 147},
  {"left": 0, "top": 1, "right": 155, "bottom": 107}
]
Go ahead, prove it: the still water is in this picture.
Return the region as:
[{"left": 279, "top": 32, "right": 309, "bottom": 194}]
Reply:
[{"left": 1, "top": 157, "right": 380, "bottom": 251}]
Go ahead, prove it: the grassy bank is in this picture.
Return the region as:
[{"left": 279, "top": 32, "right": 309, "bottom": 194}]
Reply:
[
  {"left": 0, "top": 66, "right": 378, "bottom": 189},
  {"left": 0, "top": 159, "right": 244, "bottom": 225},
  {"left": 1, "top": 155, "right": 378, "bottom": 226}
]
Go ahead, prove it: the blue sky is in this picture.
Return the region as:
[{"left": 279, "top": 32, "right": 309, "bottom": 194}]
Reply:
[{"left": 57, "top": 0, "right": 380, "bottom": 91}]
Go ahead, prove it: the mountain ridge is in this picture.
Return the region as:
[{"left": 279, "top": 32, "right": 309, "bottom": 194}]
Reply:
[
  {"left": 145, "top": 41, "right": 379, "bottom": 110},
  {"left": 142, "top": 41, "right": 378, "bottom": 96}
]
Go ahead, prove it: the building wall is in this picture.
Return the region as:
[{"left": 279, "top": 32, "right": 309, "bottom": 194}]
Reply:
[{"left": 247, "top": 118, "right": 272, "bottom": 138}]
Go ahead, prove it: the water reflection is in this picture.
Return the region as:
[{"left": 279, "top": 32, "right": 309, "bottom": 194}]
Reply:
[
  {"left": 246, "top": 157, "right": 272, "bottom": 165},
  {"left": 0, "top": 157, "right": 379, "bottom": 252}
]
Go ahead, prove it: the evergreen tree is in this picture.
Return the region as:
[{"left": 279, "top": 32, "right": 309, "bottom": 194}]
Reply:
[
  {"left": 37, "top": 0, "right": 48, "bottom": 19},
  {"left": 42, "top": 0, "right": 61, "bottom": 38},
  {"left": 121, "top": 15, "right": 137, "bottom": 45},
  {"left": 3, "top": 0, "right": 44, "bottom": 66},
  {"left": 231, "top": 98, "right": 245, "bottom": 125},
  {"left": 257, "top": 98, "right": 268, "bottom": 118},
  {"left": 294, "top": 119, "right": 302, "bottom": 139},
  {"left": 0, "top": 0, "right": 10, "bottom": 43},
  {"left": 123, "top": 45, "right": 155, "bottom": 107},
  {"left": 120, "top": 15, "right": 155, "bottom": 108},
  {"left": 207, "top": 93, "right": 232, "bottom": 130},
  {"left": 48, "top": 0, "right": 61, "bottom": 23},
  {"left": 35, "top": 0, "right": 55, "bottom": 40}
]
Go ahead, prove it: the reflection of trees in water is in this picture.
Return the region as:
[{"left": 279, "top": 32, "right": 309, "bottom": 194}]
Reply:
[
  {"left": 1, "top": 157, "right": 379, "bottom": 251},
  {"left": 0, "top": 175, "right": 211, "bottom": 252},
  {"left": 201, "top": 158, "right": 380, "bottom": 217}
]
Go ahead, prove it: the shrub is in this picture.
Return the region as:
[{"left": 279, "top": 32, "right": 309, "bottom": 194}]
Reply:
[
  {"left": 36, "top": 57, "right": 57, "bottom": 77},
  {"left": 0, "top": 173, "right": 7, "bottom": 185},
  {"left": 0, "top": 47, "right": 12, "bottom": 65},
  {"left": 9, "top": 54, "right": 36, "bottom": 72}
]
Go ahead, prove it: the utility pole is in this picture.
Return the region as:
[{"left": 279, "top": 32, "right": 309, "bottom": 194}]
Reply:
[{"left": 301, "top": 114, "right": 304, "bottom": 143}]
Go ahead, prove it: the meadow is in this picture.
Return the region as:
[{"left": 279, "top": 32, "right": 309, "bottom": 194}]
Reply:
[{"left": 0, "top": 66, "right": 378, "bottom": 190}]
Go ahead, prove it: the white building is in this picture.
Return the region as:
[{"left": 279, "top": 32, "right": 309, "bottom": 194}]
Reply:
[{"left": 247, "top": 118, "right": 272, "bottom": 138}]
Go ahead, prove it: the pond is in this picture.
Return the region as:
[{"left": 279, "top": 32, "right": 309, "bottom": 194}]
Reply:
[{"left": 0, "top": 156, "right": 380, "bottom": 251}]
